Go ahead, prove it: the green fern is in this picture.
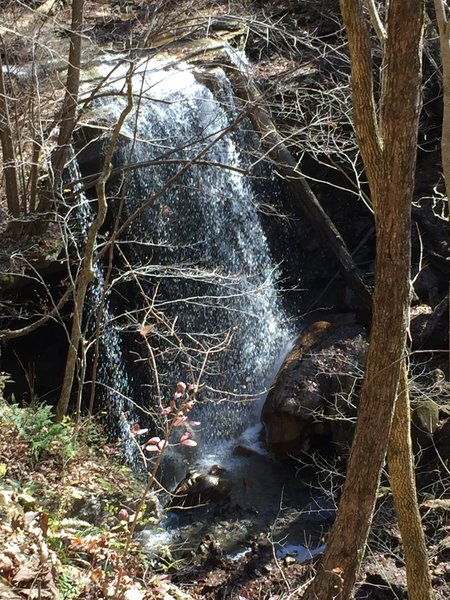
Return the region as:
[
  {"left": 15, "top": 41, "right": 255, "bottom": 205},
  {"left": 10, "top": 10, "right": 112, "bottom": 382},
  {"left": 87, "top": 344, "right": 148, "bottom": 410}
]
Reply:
[
  {"left": 0, "top": 396, "right": 75, "bottom": 460},
  {"left": 58, "top": 569, "right": 85, "bottom": 600}
]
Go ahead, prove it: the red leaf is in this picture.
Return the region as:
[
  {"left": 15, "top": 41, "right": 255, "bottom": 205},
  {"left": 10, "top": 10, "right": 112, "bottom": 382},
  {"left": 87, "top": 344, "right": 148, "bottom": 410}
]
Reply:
[
  {"left": 146, "top": 436, "right": 161, "bottom": 445},
  {"left": 157, "top": 439, "right": 168, "bottom": 451},
  {"left": 138, "top": 324, "right": 154, "bottom": 337},
  {"left": 181, "top": 400, "right": 194, "bottom": 412},
  {"left": 117, "top": 509, "right": 129, "bottom": 521},
  {"left": 131, "top": 424, "right": 149, "bottom": 436},
  {"left": 145, "top": 444, "right": 161, "bottom": 453},
  {"left": 176, "top": 381, "right": 187, "bottom": 394},
  {"left": 181, "top": 438, "right": 197, "bottom": 447}
]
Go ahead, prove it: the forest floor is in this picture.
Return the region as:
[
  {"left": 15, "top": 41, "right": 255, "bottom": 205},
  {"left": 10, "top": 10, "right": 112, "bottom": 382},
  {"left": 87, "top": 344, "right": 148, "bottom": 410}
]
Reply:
[
  {"left": 2, "top": 389, "right": 450, "bottom": 599},
  {"left": 0, "top": 392, "right": 316, "bottom": 600}
]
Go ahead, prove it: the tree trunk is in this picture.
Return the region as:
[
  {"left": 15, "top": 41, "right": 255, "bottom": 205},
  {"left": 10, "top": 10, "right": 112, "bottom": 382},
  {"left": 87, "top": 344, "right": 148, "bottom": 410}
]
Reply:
[
  {"left": 0, "top": 49, "right": 20, "bottom": 217},
  {"left": 302, "top": 1, "right": 427, "bottom": 598},
  {"left": 388, "top": 360, "right": 433, "bottom": 600},
  {"left": 47, "top": 0, "right": 85, "bottom": 204},
  {"left": 434, "top": 0, "right": 450, "bottom": 219},
  {"left": 55, "top": 67, "right": 135, "bottom": 422},
  {"left": 338, "top": 0, "right": 382, "bottom": 200},
  {"left": 432, "top": 0, "right": 450, "bottom": 376},
  {"left": 303, "top": 180, "right": 413, "bottom": 598}
]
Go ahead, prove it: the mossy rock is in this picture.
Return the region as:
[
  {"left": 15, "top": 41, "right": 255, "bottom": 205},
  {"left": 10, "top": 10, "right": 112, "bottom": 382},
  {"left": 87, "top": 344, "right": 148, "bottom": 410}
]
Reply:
[{"left": 412, "top": 397, "right": 440, "bottom": 435}]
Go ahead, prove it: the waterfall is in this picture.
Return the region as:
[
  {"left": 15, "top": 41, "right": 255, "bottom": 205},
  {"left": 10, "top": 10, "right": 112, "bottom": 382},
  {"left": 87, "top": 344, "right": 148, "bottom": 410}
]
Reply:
[
  {"left": 67, "top": 158, "right": 138, "bottom": 462},
  {"left": 81, "top": 57, "right": 292, "bottom": 458}
]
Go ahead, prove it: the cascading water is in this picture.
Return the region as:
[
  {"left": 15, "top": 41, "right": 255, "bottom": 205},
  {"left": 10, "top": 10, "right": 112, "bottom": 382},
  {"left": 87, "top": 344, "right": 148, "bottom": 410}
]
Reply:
[
  {"left": 81, "top": 56, "right": 293, "bottom": 460},
  {"left": 77, "top": 55, "right": 325, "bottom": 562},
  {"left": 67, "top": 158, "right": 138, "bottom": 462}
]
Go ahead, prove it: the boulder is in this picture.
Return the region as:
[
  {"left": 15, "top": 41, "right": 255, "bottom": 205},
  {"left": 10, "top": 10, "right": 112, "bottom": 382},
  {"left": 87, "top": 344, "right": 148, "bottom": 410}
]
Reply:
[
  {"left": 262, "top": 318, "right": 450, "bottom": 460},
  {"left": 167, "top": 465, "right": 232, "bottom": 511},
  {"left": 64, "top": 487, "right": 106, "bottom": 524},
  {"left": 356, "top": 555, "right": 408, "bottom": 599},
  {"left": 261, "top": 321, "right": 368, "bottom": 457}
]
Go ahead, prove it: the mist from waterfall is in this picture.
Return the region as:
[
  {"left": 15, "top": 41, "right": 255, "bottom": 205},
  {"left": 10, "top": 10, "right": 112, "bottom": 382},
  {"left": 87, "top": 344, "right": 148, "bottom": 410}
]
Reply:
[{"left": 82, "top": 57, "right": 293, "bottom": 456}]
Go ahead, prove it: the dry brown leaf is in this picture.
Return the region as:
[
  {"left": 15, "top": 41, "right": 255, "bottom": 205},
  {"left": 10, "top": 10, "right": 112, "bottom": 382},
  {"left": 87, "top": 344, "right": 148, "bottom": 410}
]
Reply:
[
  {"left": 12, "top": 565, "right": 39, "bottom": 585},
  {"left": 0, "top": 553, "right": 14, "bottom": 575}
]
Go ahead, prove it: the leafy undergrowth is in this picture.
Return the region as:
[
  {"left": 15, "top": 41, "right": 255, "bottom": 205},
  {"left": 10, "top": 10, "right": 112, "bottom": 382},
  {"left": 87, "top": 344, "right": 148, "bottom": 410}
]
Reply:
[
  {"left": 0, "top": 393, "right": 316, "bottom": 600},
  {"left": 0, "top": 394, "right": 191, "bottom": 600},
  {"left": 2, "top": 387, "right": 450, "bottom": 599}
]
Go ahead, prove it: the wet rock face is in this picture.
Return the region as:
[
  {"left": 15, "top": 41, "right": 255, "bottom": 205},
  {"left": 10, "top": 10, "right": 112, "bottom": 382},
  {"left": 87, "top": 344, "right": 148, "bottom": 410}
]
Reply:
[
  {"left": 167, "top": 465, "right": 232, "bottom": 511},
  {"left": 261, "top": 321, "right": 368, "bottom": 458}
]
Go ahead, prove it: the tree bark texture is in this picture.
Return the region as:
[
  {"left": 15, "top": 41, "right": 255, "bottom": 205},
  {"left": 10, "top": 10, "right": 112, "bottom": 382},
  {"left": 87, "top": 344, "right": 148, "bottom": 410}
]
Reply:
[
  {"left": 432, "top": 0, "right": 450, "bottom": 377},
  {"left": 303, "top": 185, "right": 414, "bottom": 600},
  {"left": 434, "top": 0, "right": 450, "bottom": 222},
  {"left": 340, "top": 0, "right": 382, "bottom": 201},
  {"left": 388, "top": 361, "right": 434, "bottom": 600},
  {"left": 50, "top": 0, "right": 85, "bottom": 197},
  {"left": 0, "top": 50, "right": 20, "bottom": 217},
  {"left": 302, "top": 1, "right": 426, "bottom": 598},
  {"left": 382, "top": 3, "right": 432, "bottom": 597}
]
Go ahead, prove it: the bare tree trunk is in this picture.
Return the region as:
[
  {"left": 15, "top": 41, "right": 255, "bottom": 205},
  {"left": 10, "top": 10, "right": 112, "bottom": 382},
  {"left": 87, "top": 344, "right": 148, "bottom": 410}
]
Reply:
[
  {"left": 48, "top": 0, "right": 85, "bottom": 203},
  {"left": 434, "top": 0, "right": 450, "bottom": 216},
  {"left": 388, "top": 360, "right": 433, "bottom": 600},
  {"left": 302, "top": 1, "right": 429, "bottom": 598},
  {"left": 303, "top": 176, "right": 414, "bottom": 598},
  {"left": 432, "top": 0, "right": 450, "bottom": 376},
  {"left": 0, "top": 48, "right": 20, "bottom": 217}
]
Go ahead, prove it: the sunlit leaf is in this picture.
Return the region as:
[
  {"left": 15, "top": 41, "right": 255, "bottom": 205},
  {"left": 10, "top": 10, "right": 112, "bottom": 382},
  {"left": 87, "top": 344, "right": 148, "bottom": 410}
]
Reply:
[
  {"left": 176, "top": 381, "right": 187, "bottom": 394},
  {"left": 157, "top": 439, "right": 168, "bottom": 451},
  {"left": 138, "top": 324, "right": 154, "bottom": 337},
  {"left": 145, "top": 445, "right": 161, "bottom": 453},
  {"left": 131, "top": 424, "right": 148, "bottom": 436},
  {"left": 181, "top": 438, "right": 197, "bottom": 447},
  {"left": 146, "top": 436, "right": 161, "bottom": 445}
]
